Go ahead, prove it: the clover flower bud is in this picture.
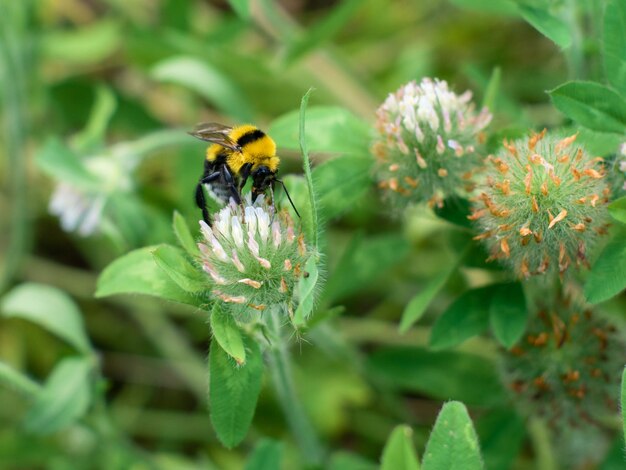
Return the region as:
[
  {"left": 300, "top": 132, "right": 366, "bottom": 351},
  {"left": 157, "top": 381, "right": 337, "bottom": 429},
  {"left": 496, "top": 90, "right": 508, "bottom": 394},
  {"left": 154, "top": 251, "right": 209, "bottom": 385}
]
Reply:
[
  {"left": 373, "top": 78, "right": 491, "bottom": 209},
  {"left": 470, "top": 131, "right": 611, "bottom": 278},
  {"left": 501, "top": 296, "right": 623, "bottom": 463},
  {"left": 197, "top": 194, "right": 310, "bottom": 316}
]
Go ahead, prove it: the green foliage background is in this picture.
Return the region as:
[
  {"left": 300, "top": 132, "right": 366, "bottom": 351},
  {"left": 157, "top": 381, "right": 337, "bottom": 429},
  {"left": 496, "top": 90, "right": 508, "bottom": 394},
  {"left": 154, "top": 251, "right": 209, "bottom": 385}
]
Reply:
[{"left": 0, "top": 0, "right": 625, "bottom": 469}]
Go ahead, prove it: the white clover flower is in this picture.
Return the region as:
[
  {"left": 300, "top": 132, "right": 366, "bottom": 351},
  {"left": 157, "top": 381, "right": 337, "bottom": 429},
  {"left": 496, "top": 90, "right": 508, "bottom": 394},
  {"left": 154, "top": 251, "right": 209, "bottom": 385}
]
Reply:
[
  {"left": 197, "top": 194, "right": 310, "bottom": 315},
  {"left": 48, "top": 151, "right": 134, "bottom": 236},
  {"left": 373, "top": 78, "right": 491, "bottom": 209}
]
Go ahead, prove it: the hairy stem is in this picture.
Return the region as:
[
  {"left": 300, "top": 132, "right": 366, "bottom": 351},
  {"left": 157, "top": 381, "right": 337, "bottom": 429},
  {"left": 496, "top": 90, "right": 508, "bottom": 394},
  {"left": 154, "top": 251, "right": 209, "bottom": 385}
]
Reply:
[{"left": 265, "top": 307, "right": 325, "bottom": 466}]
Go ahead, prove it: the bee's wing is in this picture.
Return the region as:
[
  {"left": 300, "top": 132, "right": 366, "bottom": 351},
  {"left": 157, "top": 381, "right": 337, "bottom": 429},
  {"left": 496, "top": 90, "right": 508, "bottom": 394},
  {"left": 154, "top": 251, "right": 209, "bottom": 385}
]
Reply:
[{"left": 188, "top": 122, "right": 241, "bottom": 151}]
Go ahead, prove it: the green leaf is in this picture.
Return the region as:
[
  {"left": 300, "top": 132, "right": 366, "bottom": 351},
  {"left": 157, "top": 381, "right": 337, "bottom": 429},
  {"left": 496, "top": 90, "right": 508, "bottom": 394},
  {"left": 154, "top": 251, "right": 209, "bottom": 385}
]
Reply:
[
  {"left": 367, "top": 347, "right": 505, "bottom": 406},
  {"left": 482, "top": 67, "right": 501, "bottom": 111},
  {"left": 284, "top": 0, "right": 361, "bottom": 63},
  {"left": 209, "top": 334, "right": 263, "bottom": 448},
  {"left": 299, "top": 89, "right": 320, "bottom": 249},
  {"left": 620, "top": 369, "right": 626, "bottom": 440},
  {"left": 73, "top": 85, "right": 117, "bottom": 152},
  {"left": 549, "top": 81, "right": 626, "bottom": 134},
  {"left": 449, "top": 0, "right": 518, "bottom": 15},
  {"left": 244, "top": 438, "right": 283, "bottom": 470},
  {"left": 400, "top": 247, "right": 467, "bottom": 333},
  {"left": 152, "top": 244, "right": 207, "bottom": 293},
  {"left": 41, "top": 19, "right": 121, "bottom": 65},
  {"left": 422, "top": 401, "right": 484, "bottom": 470},
  {"left": 23, "top": 357, "right": 93, "bottom": 434},
  {"left": 228, "top": 0, "right": 250, "bottom": 20},
  {"left": 608, "top": 197, "right": 626, "bottom": 225},
  {"left": 313, "top": 155, "right": 373, "bottom": 220},
  {"left": 173, "top": 211, "right": 200, "bottom": 256},
  {"left": 381, "top": 425, "right": 420, "bottom": 470},
  {"left": 324, "top": 233, "right": 409, "bottom": 304},
  {"left": 517, "top": 4, "right": 571, "bottom": 49},
  {"left": 0, "top": 361, "right": 41, "bottom": 398},
  {"left": 1, "top": 283, "right": 91, "bottom": 354},
  {"left": 96, "top": 246, "right": 202, "bottom": 307},
  {"left": 151, "top": 56, "right": 254, "bottom": 122},
  {"left": 210, "top": 303, "right": 246, "bottom": 365},
  {"left": 429, "top": 287, "right": 492, "bottom": 350},
  {"left": 603, "top": 0, "right": 626, "bottom": 97},
  {"left": 269, "top": 106, "right": 370, "bottom": 156},
  {"left": 36, "top": 138, "right": 100, "bottom": 188},
  {"left": 584, "top": 236, "right": 626, "bottom": 304},
  {"left": 293, "top": 257, "right": 319, "bottom": 327},
  {"left": 489, "top": 283, "right": 527, "bottom": 349}
]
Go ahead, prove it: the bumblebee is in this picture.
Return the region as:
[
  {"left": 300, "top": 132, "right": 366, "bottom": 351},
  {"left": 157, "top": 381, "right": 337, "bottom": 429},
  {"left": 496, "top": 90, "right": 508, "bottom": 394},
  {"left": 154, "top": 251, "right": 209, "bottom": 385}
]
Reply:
[{"left": 189, "top": 122, "right": 298, "bottom": 224}]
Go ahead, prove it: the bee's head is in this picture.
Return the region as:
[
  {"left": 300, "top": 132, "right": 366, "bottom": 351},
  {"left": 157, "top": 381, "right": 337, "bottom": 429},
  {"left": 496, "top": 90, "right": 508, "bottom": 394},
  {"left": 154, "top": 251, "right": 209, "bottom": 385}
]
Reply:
[{"left": 251, "top": 165, "right": 276, "bottom": 196}]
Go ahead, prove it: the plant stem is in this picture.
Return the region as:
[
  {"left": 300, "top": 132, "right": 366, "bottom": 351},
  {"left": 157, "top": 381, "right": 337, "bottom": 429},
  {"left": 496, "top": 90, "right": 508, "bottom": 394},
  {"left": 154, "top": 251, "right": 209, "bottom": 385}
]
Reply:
[
  {"left": 528, "top": 417, "right": 557, "bottom": 470},
  {"left": 265, "top": 308, "right": 325, "bottom": 467},
  {"left": 0, "top": 1, "right": 31, "bottom": 294}
]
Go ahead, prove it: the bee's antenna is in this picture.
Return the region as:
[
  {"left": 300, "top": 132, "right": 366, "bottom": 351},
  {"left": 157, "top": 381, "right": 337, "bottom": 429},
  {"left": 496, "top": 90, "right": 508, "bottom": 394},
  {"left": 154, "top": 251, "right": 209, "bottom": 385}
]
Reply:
[{"left": 275, "top": 179, "right": 301, "bottom": 218}]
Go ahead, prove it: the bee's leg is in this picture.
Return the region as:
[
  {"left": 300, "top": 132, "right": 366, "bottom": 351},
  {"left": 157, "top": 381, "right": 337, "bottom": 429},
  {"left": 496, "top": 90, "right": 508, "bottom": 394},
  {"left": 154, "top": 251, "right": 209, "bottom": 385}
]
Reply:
[
  {"left": 220, "top": 166, "right": 241, "bottom": 205},
  {"left": 238, "top": 163, "right": 253, "bottom": 193},
  {"left": 197, "top": 171, "right": 222, "bottom": 224},
  {"left": 195, "top": 183, "right": 212, "bottom": 224}
]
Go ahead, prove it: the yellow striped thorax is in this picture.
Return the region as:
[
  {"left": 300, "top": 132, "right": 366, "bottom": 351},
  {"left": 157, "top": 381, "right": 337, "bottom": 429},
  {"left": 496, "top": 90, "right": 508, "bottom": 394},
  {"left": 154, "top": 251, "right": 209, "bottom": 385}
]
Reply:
[{"left": 205, "top": 124, "right": 280, "bottom": 175}]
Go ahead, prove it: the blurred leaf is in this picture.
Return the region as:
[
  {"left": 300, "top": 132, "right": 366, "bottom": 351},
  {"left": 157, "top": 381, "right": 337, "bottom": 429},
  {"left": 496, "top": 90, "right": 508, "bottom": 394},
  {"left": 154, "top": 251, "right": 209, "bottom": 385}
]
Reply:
[
  {"left": 173, "top": 211, "right": 201, "bottom": 256},
  {"left": 299, "top": 89, "right": 320, "bottom": 249},
  {"left": 36, "top": 138, "right": 99, "bottom": 188},
  {"left": 434, "top": 198, "right": 473, "bottom": 229},
  {"left": 23, "top": 357, "right": 92, "bottom": 435},
  {"left": 72, "top": 85, "right": 117, "bottom": 153},
  {"left": 313, "top": 155, "right": 373, "bottom": 220},
  {"left": 448, "top": 0, "right": 518, "bottom": 15},
  {"left": 228, "top": 0, "right": 250, "bottom": 20},
  {"left": 476, "top": 409, "right": 525, "bottom": 470},
  {"left": 0, "top": 361, "right": 41, "bottom": 398},
  {"left": 152, "top": 244, "right": 207, "bottom": 293},
  {"left": 285, "top": 0, "right": 361, "bottom": 63},
  {"left": 429, "top": 286, "right": 492, "bottom": 350},
  {"left": 329, "top": 452, "right": 378, "bottom": 470},
  {"left": 96, "top": 246, "right": 203, "bottom": 306},
  {"left": 489, "top": 283, "right": 527, "bottom": 349},
  {"left": 294, "top": 257, "right": 319, "bottom": 327},
  {"left": 210, "top": 303, "right": 246, "bottom": 365},
  {"left": 576, "top": 128, "right": 624, "bottom": 156},
  {"left": 269, "top": 106, "right": 370, "bottom": 155},
  {"left": 422, "top": 402, "right": 484, "bottom": 470},
  {"left": 603, "top": 0, "right": 626, "bottom": 97},
  {"left": 517, "top": 4, "right": 571, "bottom": 48},
  {"left": 608, "top": 197, "right": 626, "bottom": 224},
  {"left": 622, "top": 367, "right": 626, "bottom": 443},
  {"left": 151, "top": 56, "right": 254, "bottom": 121},
  {"left": 549, "top": 81, "right": 626, "bottom": 134},
  {"left": 381, "top": 425, "right": 420, "bottom": 470},
  {"left": 400, "top": 247, "right": 467, "bottom": 333},
  {"left": 1, "top": 283, "right": 91, "bottom": 354},
  {"left": 324, "top": 233, "right": 409, "bottom": 303},
  {"left": 41, "top": 19, "right": 121, "bottom": 65},
  {"left": 584, "top": 236, "right": 626, "bottom": 304},
  {"left": 209, "top": 334, "right": 263, "bottom": 448},
  {"left": 244, "top": 438, "right": 282, "bottom": 470},
  {"left": 482, "top": 67, "right": 501, "bottom": 112},
  {"left": 367, "top": 347, "right": 505, "bottom": 406}
]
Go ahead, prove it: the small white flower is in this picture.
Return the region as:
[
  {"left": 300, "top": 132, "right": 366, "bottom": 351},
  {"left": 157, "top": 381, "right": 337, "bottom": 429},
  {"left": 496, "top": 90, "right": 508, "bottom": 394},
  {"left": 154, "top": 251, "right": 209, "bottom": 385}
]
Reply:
[{"left": 230, "top": 216, "right": 244, "bottom": 247}]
